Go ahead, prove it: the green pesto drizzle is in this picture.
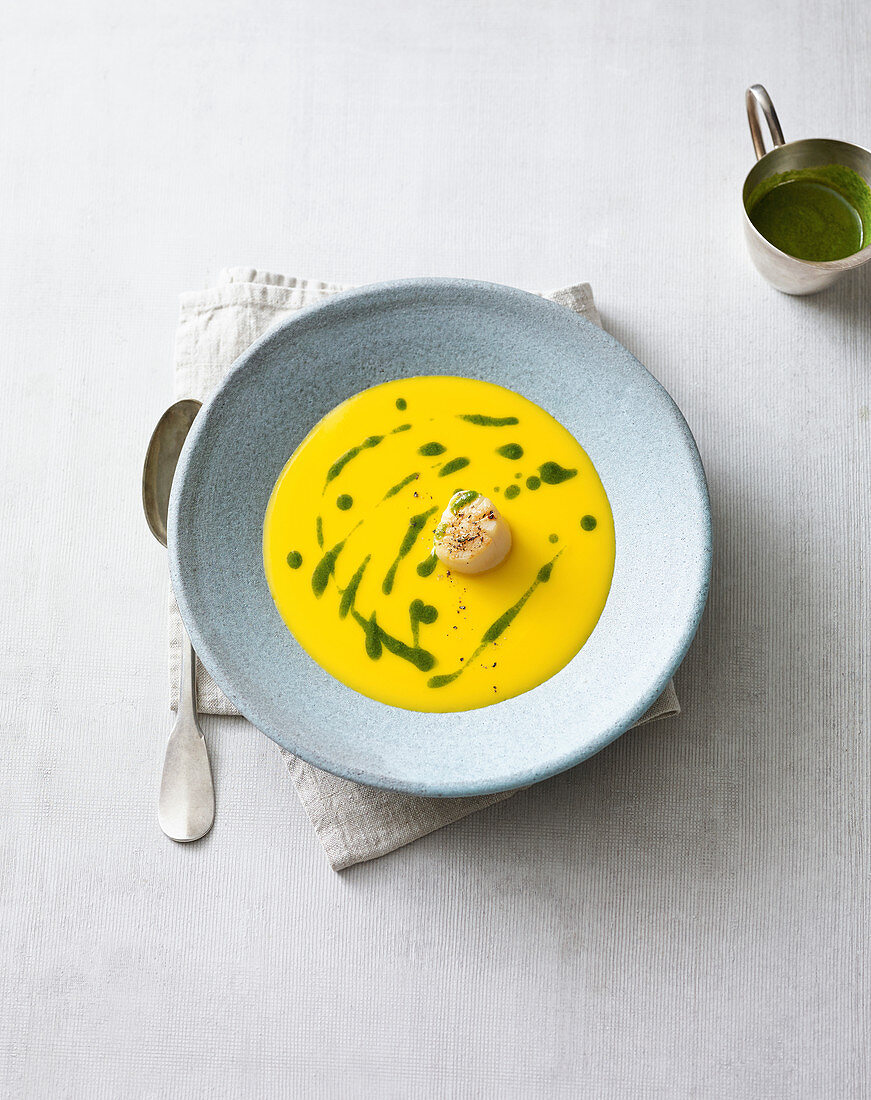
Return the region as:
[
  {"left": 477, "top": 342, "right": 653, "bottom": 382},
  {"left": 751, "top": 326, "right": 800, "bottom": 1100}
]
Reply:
[
  {"left": 376, "top": 628, "right": 436, "bottom": 671},
  {"left": 383, "top": 472, "right": 419, "bottom": 499},
  {"left": 286, "top": 551, "right": 302, "bottom": 569},
  {"left": 336, "top": 494, "right": 353, "bottom": 511},
  {"left": 419, "top": 441, "right": 446, "bottom": 456},
  {"left": 427, "top": 553, "right": 561, "bottom": 688},
  {"left": 427, "top": 668, "right": 464, "bottom": 689},
  {"left": 459, "top": 414, "right": 519, "bottom": 426},
  {"left": 439, "top": 457, "right": 470, "bottom": 477},
  {"left": 480, "top": 559, "right": 557, "bottom": 645},
  {"left": 360, "top": 610, "right": 382, "bottom": 659},
  {"left": 350, "top": 609, "right": 435, "bottom": 671},
  {"left": 526, "top": 476, "right": 541, "bottom": 490},
  {"left": 496, "top": 443, "right": 524, "bottom": 460},
  {"left": 392, "top": 423, "right": 411, "bottom": 433},
  {"left": 539, "top": 461, "right": 577, "bottom": 484},
  {"left": 450, "top": 489, "right": 479, "bottom": 512},
  {"left": 311, "top": 538, "right": 347, "bottom": 598},
  {"left": 416, "top": 553, "right": 439, "bottom": 577},
  {"left": 395, "top": 398, "right": 407, "bottom": 410},
  {"left": 580, "top": 514, "right": 597, "bottom": 531},
  {"left": 338, "top": 555, "right": 370, "bottom": 619},
  {"left": 504, "top": 484, "right": 520, "bottom": 500},
  {"left": 316, "top": 516, "right": 324, "bottom": 548},
  {"left": 324, "top": 434, "right": 384, "bottom": 488},
  {"left": 409, "top": 599, "right": 438, "bottom": 645},
  {"left": 548, "top": 533, "right": 559, "bottom": 543},
  {"left": 382, "top": 507, "right": 438, "bottom": 594}
]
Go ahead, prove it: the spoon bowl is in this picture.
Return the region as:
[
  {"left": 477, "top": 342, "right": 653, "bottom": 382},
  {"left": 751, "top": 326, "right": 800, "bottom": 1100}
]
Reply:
[{"left": 143, "top": 399, "right": 202, "bottom": 545}]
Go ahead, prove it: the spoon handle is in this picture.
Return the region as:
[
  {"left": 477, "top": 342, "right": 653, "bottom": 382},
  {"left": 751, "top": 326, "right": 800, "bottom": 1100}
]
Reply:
[{"left": 158, "top": 625, "right": 215, "bottom": 842}]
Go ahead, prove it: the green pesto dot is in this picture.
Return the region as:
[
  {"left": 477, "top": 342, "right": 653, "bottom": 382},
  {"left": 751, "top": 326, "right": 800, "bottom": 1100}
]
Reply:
[
  {"left": 548, "top": 533, "right": 559, "bottom": 544},
  {"left": 337, "top": 494, "right": 353, "bottom": 511},
  {"left": 504, "top": 484, "right": 520, "bottom": 500},
  {"left": 539, "top": 461, "right": 577, "bottom": 484},
  {"left": 514, "top": 472, "right": 522, "bottom": 479},
  {"left": 496, "top": 443, "right": 524, "bottom": 460},
  {"left": 396, "top": 397, "right": 407, "bottom": 410},
  {"left": 286, "top": 551, "right": 303, "bottom": 569},
  {"left": 526, "top": 476, "right": 541, "bottom": 490},
  {"left": 581, "top": 515, "right": 597, "bottom": 531}
]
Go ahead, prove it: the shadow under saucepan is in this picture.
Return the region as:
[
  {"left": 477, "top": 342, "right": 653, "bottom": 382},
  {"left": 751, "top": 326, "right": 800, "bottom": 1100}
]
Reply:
[{"left": 800, "top": 253, "right": 871, "bottom": 336}]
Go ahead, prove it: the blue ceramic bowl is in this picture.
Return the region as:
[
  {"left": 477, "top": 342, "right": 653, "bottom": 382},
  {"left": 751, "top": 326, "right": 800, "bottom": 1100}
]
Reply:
[{"left": 168, "top": 279, "right": 711, "bottom": 796}]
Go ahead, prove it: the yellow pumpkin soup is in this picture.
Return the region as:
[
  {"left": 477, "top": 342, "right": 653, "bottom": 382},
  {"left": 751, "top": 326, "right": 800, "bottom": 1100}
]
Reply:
[{"left": 263, "top": 376, "right": 614, "bottom": 712}]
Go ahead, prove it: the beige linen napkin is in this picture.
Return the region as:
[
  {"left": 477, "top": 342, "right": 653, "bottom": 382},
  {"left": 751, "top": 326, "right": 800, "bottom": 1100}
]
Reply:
[{"left": 170, "top": 269, "right": 679, "bottom": 870}]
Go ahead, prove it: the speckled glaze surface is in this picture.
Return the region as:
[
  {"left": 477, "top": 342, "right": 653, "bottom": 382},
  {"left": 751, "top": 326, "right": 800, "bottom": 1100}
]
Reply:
[{"left": 168, "top": 279, "right": 711, "bottom": 796}]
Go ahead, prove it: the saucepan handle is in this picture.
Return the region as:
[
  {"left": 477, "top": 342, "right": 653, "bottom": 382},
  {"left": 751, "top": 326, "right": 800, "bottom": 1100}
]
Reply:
[{"left": 746, "top": 84, "right": 786, "bottom": 161}]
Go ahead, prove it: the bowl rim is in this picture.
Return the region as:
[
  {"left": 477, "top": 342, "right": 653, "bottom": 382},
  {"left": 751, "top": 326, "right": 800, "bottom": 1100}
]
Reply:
[{"left": 168, "top": 277, "right": 712, "bottom": 796}]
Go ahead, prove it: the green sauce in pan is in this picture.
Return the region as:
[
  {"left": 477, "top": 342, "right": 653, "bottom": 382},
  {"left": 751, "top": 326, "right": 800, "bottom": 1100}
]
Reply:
[{"left": 747, "top": 164, "right": 871, "bottom": 261}]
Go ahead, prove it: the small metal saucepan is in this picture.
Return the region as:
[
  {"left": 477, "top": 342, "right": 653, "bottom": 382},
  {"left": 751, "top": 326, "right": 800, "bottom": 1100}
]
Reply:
[{"left": 743, "top": 84, "right": 871, "bottom": 295}]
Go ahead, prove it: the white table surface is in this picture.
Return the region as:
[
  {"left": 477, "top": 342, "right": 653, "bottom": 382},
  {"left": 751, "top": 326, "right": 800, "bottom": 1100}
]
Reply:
[{"left": 2, "top": 1, "right": 869, "bottom": 1096}]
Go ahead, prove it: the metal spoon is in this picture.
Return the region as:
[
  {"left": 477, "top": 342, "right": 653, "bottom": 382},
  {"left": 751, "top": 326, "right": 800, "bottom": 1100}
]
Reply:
[{"left": 142, "top": 399, "right": 215, "bottom": 842}]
